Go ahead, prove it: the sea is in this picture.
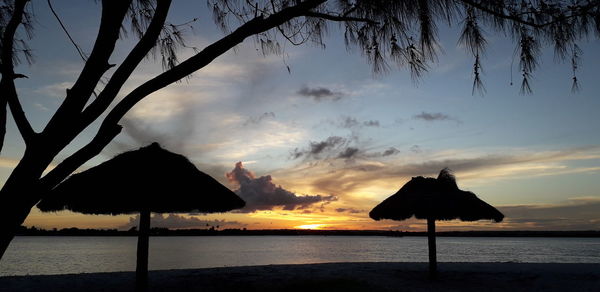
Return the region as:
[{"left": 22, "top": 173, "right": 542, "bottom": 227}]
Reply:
[{"left": 1, "top": 236, "right": 600, "bottom": 276}]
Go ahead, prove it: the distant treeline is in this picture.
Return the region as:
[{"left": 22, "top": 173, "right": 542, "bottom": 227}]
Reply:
[
  {"left": 15, "top": 226, "right": 403, "bottom": 237},
  {"left": 15, "top": 226, "right": 600, "bottom": 237},
  {"left": 403, "top": 230, "right": 600, "bottom": 237}
]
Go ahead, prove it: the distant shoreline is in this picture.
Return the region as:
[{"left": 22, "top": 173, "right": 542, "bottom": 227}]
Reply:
[{"left": 15, "top": 226, "right": 600, "bottom": 237}]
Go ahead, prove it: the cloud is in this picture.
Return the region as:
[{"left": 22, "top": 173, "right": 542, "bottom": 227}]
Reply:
[
  {"left": 341, "top": 197, "right": 600, "bottom": 231},
  {"left": 337, "top": 116, "right": 380, "bottom": 129},
  {"left": 120, "top": 214, "right": 246, "bottom": 230},
  {"left": 382, "top": 147, "right": 400, "bottom": 156},
  {"left": 0, "top": 157, "right": 21, "bottom": 169},
  {"left": 497, "top": 197, "right": 600, "bottom": 230},
  {"left": 181, "top": 114, "right": 306, "bottom": 162},
  {"left": 126, "top": 88, "right": 206, "bottom": 121},
  {"left": 33, "top": 82, "right": 72, "bottom": 98},
  {"left": 339, "top": 116, "right": 359, "bottom": 128},
  {"left": 363, "top": 120, "right": 380, "bottom": 127},
  {"left": 120, "top": 115, "right": 195, "bottom": 155},
  {"left": 337, "top": 147, "right": 360, "bottom": 159},
  {"left": 286, "top": 146, "right": 600, "bottom": 197},
  {"left": 335, "top": 208, "right": 364, "bottom": 214},
  {"left": 226, "top": 162, "right": 337, "bottom": 212},
  {"left": 410, "top": 145, "right": 423, "bottom": 153},
  {"left": 297, "top": 85, "right": 344, "bottom": 101},
  {"left": 33, "top": 103, "right": 49, "bottom": 111},
  {"left": 1, "top": 157, "right": 58, "bottom": 174},
  {"left": 243, "top": 112, "right": 275, "bottom": 126},
  {"left": 291, "top": 136, "right": 400, "bottom": 162},
  {"left": 413, "top": 111, "right": 461, "bottom": 123},
  {"left": 311, "top": 137, "right": 346, "bottom": 154},
  {"left": 291, "top": 136, "right": 347, "bottom": 160}
]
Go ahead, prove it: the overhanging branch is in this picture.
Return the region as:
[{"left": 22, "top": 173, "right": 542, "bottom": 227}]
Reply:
[
  {"left": 459, "top": 0, "right": 600, "bottom": 29},
  {"left": 80, "top": 0, "right": 172, "bottom": 128},
  {"left": 0, "top": 0, "right": 35, "bottom": 149},
  {"left": 101, "top": 0, "right": 327, "bottom": 127},
  {"left": 41, "top": 0, "right": 326, "bottom": 190},
  {"left": 303, "top": 11, "right": 378, "bottom": 25},
  {"left": 4, "top": 79, "right": 35, "bottom": 142},
  {"left": 43, "top": 0, "right": 132, "bottom": 138},
  {"left": 39, "top": 123, "right": 122, "bottom": 192},
  {"left": 40, "top": 0, "right": 172, "bottom": 191}
]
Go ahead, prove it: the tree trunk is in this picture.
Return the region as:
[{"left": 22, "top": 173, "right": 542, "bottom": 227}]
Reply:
[
  {"left": 0, "top": 212, "right": 23, "bottom": 259},
  {"left": 427, "top": 217, "right": 437, "bottom": 279},
  {"left": 0, "top": 154, "right": 51, "bottom": 259},
  {"left": 0, "top": 192, "right": 38, "bottom": 259},
  {"left": 0, "top": 187, "right": 39, "bottom": 259},
  {"left": 135, "top": 209, "right": 151, "bottom": 292}
]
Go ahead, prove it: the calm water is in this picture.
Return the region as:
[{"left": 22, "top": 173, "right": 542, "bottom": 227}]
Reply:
[{"left": 1, "top": 236, "right": 600, "bottom": 276}]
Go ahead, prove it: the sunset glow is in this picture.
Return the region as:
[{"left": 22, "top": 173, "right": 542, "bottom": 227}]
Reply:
[
  {"left": 3, "top": 1, "right": 600, "bottom": 233},
  {"left": 294, "top": 224, "right": 326, "bottom": 230}
]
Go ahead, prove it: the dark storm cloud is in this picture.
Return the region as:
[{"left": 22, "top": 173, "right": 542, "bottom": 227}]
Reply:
[
  {"left": 413, "top": 111, "right": 461, "bottom": 123},
  {"left": 297, "top": 85, "right": 344, "bottom": 101},
  {"left": 243, "top": 112, "right": 275, "bottom": 126},
  {"left": 121, "top": 214, "right": 245, "bottom": 230},
  {"left": 226, "top": 162, "right": 337, "bottom": 212}
]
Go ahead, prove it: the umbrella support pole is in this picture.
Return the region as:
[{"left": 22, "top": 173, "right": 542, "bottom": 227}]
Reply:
[
  {"left": 427, "top": 218, "right": 437, "bottom": 279},
  {"left": 136, "top": 209, "right": 151, "bottom": 292}
]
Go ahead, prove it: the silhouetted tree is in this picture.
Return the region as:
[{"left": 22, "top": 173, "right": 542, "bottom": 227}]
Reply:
[{"left": 0, "top": 0, "right": 599, "bottom": 259}]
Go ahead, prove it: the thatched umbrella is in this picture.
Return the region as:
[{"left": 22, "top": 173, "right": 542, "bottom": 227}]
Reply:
[
  {"left": 369, "top": 168, "right": 503, "bottom": 278},
  {"left": 37, "top": 143, "right": 245, "bottom": 291}
]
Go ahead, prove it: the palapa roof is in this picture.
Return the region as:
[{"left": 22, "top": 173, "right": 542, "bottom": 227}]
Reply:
[
  {"left": 369, "top": 168, "right": 504, "bottom": 222},
  {"left": 37, "top": 143, "right": 245, "bottom": 215}
]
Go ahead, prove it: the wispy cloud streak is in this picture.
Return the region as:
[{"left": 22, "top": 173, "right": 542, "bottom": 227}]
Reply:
[
  {"left": 413, "top": 111, "right": 461, "bottom": 124},
  {"left": 297, "top": 85, "right": 344, "bottom": 102}
]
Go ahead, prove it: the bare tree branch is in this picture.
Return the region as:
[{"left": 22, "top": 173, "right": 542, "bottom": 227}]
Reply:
[
  {"left": 5, "top": 78, "right": 34, "bottom": 140},
  {"left": 459, "top": 0, "right": 600, "bottom": 29},
  {"left": 80, "top": 0, "right": 172, "bottom": 128},
  {"left": 42, "top": 0, "right": 326, "bottom": 190},
  {"left": 43, "top": 0, "right": 132, "bottom": 139},
  {"left": 39, "top": 123, "right": 122, "bottom": 193},
  {"left": 47, "top": 0, "right": 88, "bottom": 62},
  {"left": 0, "top": 0, "right": 35, "bottom": 151},
  {"left": 102, "top": 0, "right": 326, "bottom": 128},
  {"left": 41, "top": 0, "right": 173, "bottom": 191},
  {"left": 303, "top": 11, "right": 378, "bottom": 25}
]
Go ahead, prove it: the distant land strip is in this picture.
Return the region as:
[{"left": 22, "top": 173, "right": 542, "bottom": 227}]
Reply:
[{"left": 15, "top": 226, "right": 600, "bottom": 237}]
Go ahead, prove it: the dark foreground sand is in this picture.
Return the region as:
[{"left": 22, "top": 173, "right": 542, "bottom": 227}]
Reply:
[{"left": 1, "top": 262, "right": 599, "bottom": 292}]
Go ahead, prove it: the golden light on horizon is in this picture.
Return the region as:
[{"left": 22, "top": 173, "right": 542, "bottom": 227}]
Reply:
[{"left": 294, "top": 224, "right": 326, "bottom": 230}]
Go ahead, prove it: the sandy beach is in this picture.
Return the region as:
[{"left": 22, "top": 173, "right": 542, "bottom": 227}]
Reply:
[{"left": 1, "top": 262, "right": 599, "bottom": 291}]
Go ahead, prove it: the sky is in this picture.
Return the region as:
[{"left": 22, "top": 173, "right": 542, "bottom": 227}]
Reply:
[{"left": 3, "top": 1, "right": 600, "bottom": 231}]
